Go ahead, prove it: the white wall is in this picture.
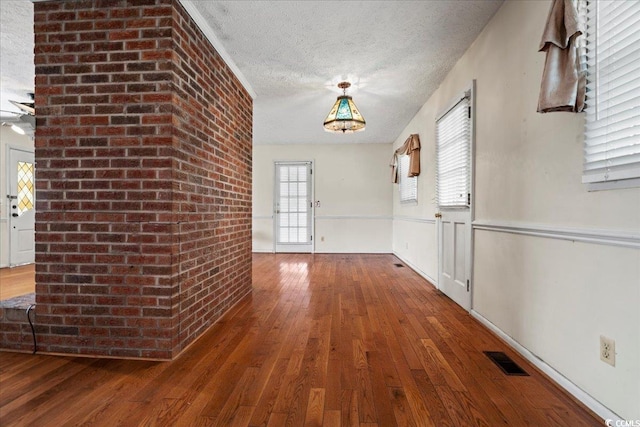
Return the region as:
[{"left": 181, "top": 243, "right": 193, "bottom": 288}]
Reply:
[
  {"left": 392, "top": 0, "right": 640, "bottom": 420},
  {"left": 0, "top": 126, "right": 34, "bottom": 268},
  {"left": 253, "top": 143, "right": 392, "bottom": 253},
  {"left": 391, "top": 96, "right": 440, "bottom": 285}
]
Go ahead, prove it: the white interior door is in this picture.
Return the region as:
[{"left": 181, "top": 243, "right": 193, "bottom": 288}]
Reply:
[
  {"left": 274, "top": 161, "right": 313, "bottom": 253},
  {"left": 8, "top": 148, "right": 35, "bottom": 266},
  {"left": 436, "top": 89, "right": 473, "bottom": 311},
  {"left": 438, "top": 209, "right": 471, "bottom": 310}
]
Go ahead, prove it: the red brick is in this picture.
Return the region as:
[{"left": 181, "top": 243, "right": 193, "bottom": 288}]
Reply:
[
  {"left": 78, "top": 52, "right": 108, "bottom": 62},
  {"left": 125, "top": 40, "right": 156, "bottom": 50},
  {"left": 50, "top": 11, "right": 77, "bottom": 21},
  {"left": 78, "top": 10, "right": 107, "bottom": 20},
  {"left": 80, "top": 115, "right": 109, "bottom": 125},
  {"left": 109, "top": 52, "right": 140, "bottom": 62},
  {"left": 67, "top": 86, "right": 96, "bottom": 95},
  {"left": 95, "top": 63, "right": 124, "bottom": 73},
  {"left": 142, "top": 93, "right": 171, "bottom": 103},
  {"left": 110, "top": 8, "right": 140, "bottom": 19},
  {"left": 109, "top": 30, "right": 140, "bottom": 40},
  {"left": 63, "top": 105, "right": 93, "bottom": 115},
  {"left": 95, "top": 20, "right": 124, "bottom": 31}
]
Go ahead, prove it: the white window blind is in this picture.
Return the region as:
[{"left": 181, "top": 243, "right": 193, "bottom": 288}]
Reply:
[
  {"left": 398, "top": 154, "right": 417, "bottom": 203},
  {"left": 436, "top": 97, "right": 471, "bottom": 207},
  {"left": 583, "top": 0, "right": 640, "bottom": 185}
]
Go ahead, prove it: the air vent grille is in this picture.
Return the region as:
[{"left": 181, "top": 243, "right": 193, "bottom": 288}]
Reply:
[{"left": 484, "top": 351, "right": 529, "bottom": 376}]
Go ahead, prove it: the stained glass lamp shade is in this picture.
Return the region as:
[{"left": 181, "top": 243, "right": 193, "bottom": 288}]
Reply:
[{"left": 323, "top": 82, "right": 366, "bottom": 133}]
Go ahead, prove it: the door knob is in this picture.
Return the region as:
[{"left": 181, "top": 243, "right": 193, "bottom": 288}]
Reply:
[
  {"left": 435, "top": 213, "right": 442, "bottom": 218},
  {"left": 12, "top": 213, "right": 19, "bottom": 217}
]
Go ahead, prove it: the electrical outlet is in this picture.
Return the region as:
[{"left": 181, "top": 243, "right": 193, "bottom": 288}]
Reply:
[
  {"left": 321, "top": 236, "right": 325, "bottom": 242},
  {"left": 600, "top": 335, "right": 615, "bottom": 366}
]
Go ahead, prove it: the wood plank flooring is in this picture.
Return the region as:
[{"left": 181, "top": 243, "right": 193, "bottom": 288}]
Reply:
[
  {"left": 0, "top": 264, "right": 35, "bottom": 301},
  {"left": 0, "top": 254, "right": 602, "bottom": 426}
]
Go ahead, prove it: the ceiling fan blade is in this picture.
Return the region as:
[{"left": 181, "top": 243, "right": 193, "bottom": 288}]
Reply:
[
  {"left": 9, "top": 100, "right": 35, "bottom": 115},
  {"left": 0, "top": 109, "right": 22, "bottom": 116},
  {"left": 20, "top": 114, "right": 36, "bottom": 128}
]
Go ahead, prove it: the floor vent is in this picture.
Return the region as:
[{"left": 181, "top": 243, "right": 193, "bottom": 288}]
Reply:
[
  {"left": 483, "top": 351, "right": 529, "bottom": 376},
  {"left": 393, "top": 263, "right": 404, "bottom": 268}
]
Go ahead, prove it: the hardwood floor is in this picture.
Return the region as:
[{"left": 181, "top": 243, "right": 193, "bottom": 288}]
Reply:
[
  {"left": 0, "top": 264, "right": 35, "bottom": 301},
  {"left": 0, "top": 254, "right": 601, "bottom": 426}
]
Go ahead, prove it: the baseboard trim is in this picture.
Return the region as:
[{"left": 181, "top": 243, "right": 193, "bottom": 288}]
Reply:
[
  {"left": 392, "top": 251, "right": 438, "bottom": 288},
  {"left": 252, "top": 250, "right": 391, "bottom": 254},
  {"left": 470, "top": 310, "right": 622, "bottom": 423},
  {"left": 313, "top": 250, "right": 390, "bottom": 254}
]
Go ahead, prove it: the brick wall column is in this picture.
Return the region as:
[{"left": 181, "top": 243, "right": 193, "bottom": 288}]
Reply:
[{"left": 20, "top": 0, "right": 253, "bottom": 359}]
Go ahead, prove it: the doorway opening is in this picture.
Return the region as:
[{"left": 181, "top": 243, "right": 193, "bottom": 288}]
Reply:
[{"left": 1, "top": 147, "right": 36, "bottom": 301}]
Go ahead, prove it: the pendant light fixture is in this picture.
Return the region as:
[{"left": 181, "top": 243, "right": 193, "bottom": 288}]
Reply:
[{"left": 323, "top": 82, "right": 366, "bottom": 133}]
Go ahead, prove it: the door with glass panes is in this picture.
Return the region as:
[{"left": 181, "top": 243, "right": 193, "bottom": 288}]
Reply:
[
  {"left": 8, "top": 148, "right": 35, "bottom": 266},
  {"left": 274, "top": 161, "right": 313, "bottom": 253},
  {"left": 436, "top": 90, "right": 473, "bottom": 311}
]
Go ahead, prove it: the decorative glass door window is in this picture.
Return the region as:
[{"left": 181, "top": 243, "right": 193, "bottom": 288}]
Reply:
[{"left": 17, "top": 161, "right": 34, "bottom": 215}]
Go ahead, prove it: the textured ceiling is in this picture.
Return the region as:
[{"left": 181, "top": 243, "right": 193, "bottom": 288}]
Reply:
[
  {"left": 0, "top": 0, "right": 504, "bottom": 144},
  {"left": 186, "top": 0, "right": 504, "bottom": 144}
]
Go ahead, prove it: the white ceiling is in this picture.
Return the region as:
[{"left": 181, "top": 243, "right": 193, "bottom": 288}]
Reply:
[{"left": 0, "top": 0, "right": 504, "bottom": 145}]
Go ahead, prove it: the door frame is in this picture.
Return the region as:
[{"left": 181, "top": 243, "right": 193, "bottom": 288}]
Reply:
[
  {"left": 272, "top": 160, "right": 315, "bottom": 254},
  {"left": 6, "top": 145, "right": 36, "bottom": 267},
  {"left": 436, "top": 80, "right": 476, "bottom": 311}
]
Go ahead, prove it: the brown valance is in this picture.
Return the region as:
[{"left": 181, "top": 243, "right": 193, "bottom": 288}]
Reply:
[
  {"left": 537, "top": 0, "right": 585, "bottom": 113},
  {"left": 390, "top": 134, "right": 420, "bottom": 184}
]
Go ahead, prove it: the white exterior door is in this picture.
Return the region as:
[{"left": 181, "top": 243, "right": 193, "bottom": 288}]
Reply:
[
  {"left": 8, "top": 148, "right": 35, "bottom": 266},
  {"left": 436, "top": 89, "right": 473, "bottom": 311},
  {"left": 274, "top": 161, "right": 313, "bottom": 253}
]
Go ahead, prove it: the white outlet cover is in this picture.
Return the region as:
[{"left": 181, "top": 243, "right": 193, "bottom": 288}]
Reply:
[{"left": 600, "top": 335, "right": 615, "bottom": 367}]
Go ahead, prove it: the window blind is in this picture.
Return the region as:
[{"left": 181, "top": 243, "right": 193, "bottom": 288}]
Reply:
[
  {"left": 436, "top": 97, "right": 471, "bottom": 207},
  {"left": 583, "top": 0, "right": 640, "bottom": 184},
  {"left": 398, "top": 154, "right": 417, "bottom": 203}
]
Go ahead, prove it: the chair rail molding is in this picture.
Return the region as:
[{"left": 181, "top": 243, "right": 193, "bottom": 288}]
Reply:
[
  {"left": 315, "top": 215, "right": 392, "bottom": 220},
  {"left": 252, "top": 215, "right": 273, "bottom": 220},
  {"left": 473, "top": 220, "right": 640, "bottom": 249},
  {"left": 393, "top": 215, "right": 436, "bottom": 224}
]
